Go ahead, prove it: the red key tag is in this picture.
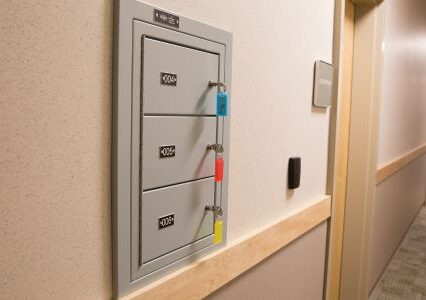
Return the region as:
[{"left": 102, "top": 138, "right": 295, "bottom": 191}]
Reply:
[{"left": 215, "top": 154, "right": 224, "bottom": 182}]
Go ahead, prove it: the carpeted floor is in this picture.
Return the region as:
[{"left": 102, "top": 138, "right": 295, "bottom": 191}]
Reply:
[{"left": 370, "top": 207, "right": 426, "bottom": 300}]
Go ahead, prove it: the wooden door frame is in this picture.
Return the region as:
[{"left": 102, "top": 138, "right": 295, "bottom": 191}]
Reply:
[{"left": 325, "top": 0, "right": 385, "bottom": 299}]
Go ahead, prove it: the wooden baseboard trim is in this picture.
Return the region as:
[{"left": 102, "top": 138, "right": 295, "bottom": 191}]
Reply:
[
  {"left": 376, "top": 143, "right": 426, "bottom": 184},
  {"left": 122, "top": 196, "right": 331, "bottom": 300}
]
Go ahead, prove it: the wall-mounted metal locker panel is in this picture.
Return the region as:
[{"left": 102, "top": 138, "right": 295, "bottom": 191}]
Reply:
[
  {"left": 143, "top": 38, "right": 219, "bottom": 115},
  {"left": 113, "top": 1, "right": 232, "bottom": 297},
  {"left": 142, "top": 116, "right": 216, "bottom": 190},
  {"left": 130, "top": 19, "right": 227, "bottom": 283},
  {"left": 141, "top": 177, "right": 215, "bottom": 263}
]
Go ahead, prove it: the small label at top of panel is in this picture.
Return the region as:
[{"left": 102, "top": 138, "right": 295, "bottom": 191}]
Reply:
[{"left": 154, "top": 9, "right": 180, "bottom": 28}]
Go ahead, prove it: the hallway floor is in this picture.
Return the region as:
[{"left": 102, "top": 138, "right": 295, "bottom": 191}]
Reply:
[{"left": 370, "top": 207, "right": 426, "bottom": 300}]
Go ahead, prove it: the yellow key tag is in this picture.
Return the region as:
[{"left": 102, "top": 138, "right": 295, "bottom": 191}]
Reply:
[{"left": 213, "top": 219, "right": 223, "bottom": 244}]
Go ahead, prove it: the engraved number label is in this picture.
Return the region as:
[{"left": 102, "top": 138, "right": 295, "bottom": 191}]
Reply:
[
  {"left": 159, "top": 145, "right": 176, "bottom": 158},
  {"left": 158, "top": 214, "right": 175, "bottom": 229},
  {"left": 160, "top": 72, "right": 177, "bottom": 86}
]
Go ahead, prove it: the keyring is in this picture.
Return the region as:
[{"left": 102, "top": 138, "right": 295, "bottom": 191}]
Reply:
[{"left": 208, "top": 81, "right": 227, "bottom": 93}]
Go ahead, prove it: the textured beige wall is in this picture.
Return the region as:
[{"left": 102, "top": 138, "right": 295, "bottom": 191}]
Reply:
[
  {"left": 0, "top": 1, "right": 113, "bottom": 299},
  {"left": 0, "top": 0, "right": 334, "bottom": 299},
  {"left": 143, "top": 0, "right": 334, "bottom": 242},
  {"left": 368, "top": 0, "right": 426, "bottom": 292},
  {"left": 207, "top": 222, "right": 328, "bottom": 300}
]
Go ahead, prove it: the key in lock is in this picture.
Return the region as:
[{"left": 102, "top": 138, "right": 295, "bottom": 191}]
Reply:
[
  {"left": 207, "top": 144, "right": 224, "bottom": 182},
  {"left": 208, "top": 81, "right": 229, "bottom": 117},
  {"left": 205, "top": 204, "right": 223, "bottom": 217},
  {"left": 205, "top": 204, "right": 224, "bottom": 244},
  {"left": 206, "top": 143, "right": 224, "bottom": 154}
]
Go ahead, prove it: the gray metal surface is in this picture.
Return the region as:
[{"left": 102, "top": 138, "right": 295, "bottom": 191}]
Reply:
[
  {"left": 141, "top": 177, "right": 215, "bottom": 262},
  {"left": 143, "top": 38, "right": 219, "bottom": 115},
  {"left": 113, "top": 0, "right": 232, "bottom": 297},
  {"left": 142, "top": 116, "right": 216, "bottom": 190},
  {"left": 140, "top": 234, "right": 213, "bottom": 277},
  {"left": 313, "top": 60, "right": 334, "bottom": 108},
  {"left": 130, "top": 19, "right": 227, "bottom": 284}
]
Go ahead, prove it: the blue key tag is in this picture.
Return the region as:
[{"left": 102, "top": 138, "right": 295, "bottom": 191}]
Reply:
[{"left": 216, "top": 92, "right": 228, "bottom": 117}]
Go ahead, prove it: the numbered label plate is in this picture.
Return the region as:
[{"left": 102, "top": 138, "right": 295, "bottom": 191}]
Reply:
[
  {"left": 159, "top": 145, "right": 176, "bottom": 158},
  {"left": 160, "top": 72, "right": 177, "bottom": 86},
  {"left": 158, "top": 214, "right": 175, "bottom": 229}
]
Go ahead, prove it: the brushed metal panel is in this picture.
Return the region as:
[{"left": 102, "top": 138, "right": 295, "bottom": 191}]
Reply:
[
  {"left": 142, "top": 116, "right": 216, "bottom": 190},
  {"left": 143, "top": 38, "right": 219, "bottom": 115},
  {"left": 141, "top": 177, "right": 215, "bottom": 263}
]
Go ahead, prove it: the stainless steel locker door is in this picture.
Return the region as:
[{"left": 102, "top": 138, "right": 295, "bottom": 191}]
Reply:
[
  {"left": 142, "top": 37, "right": 219, "bottom": 115},
  {"left": 141, "top": 177, "right": 215, "bottom": 263},
  {"left": 142, "top": 116, "right": 216, "bottom": 190}
]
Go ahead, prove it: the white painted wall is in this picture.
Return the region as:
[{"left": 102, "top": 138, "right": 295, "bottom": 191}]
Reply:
[
  {"left": 0, "top": 0, "right": 334, "bottom": 298},
  {"left": 377, "top": 0, "right": 426, "bottom": 165},
  {"left": 369, "top": 0, "right": 426, "bottom": 292}
]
